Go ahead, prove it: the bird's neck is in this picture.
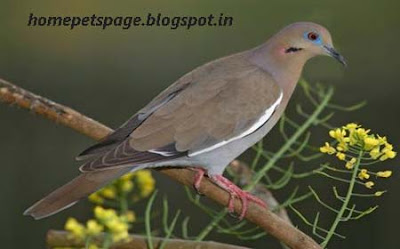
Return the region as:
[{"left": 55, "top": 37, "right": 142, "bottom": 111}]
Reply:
[{"left": 248, "top": 42, "right": 311, "bottom": 102}]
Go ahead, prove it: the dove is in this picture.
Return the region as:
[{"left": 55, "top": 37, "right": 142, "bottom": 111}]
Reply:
[{"left": 24, "top": 22, "right": 346, "bottom": 220}]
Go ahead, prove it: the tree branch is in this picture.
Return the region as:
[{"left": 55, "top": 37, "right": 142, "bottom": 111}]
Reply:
[
  {"left": 47, "top": 230, "right": 250, "bottom": 249},
  {"left": 0, "top": 78, "right": 321, "bottom": 249}
]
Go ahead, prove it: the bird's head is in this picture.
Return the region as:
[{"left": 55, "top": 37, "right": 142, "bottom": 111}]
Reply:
[{"left": 270, "top": 22, "right": 346, "bottom": 67}]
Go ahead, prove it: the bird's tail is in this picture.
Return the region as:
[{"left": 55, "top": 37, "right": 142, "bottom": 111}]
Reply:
[{"left": 24, "top": 167, "right": 132, "bottom": 220}]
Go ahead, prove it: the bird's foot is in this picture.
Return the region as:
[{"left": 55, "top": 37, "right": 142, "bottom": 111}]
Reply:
[
  {"left": 192, "top": 168, "right": 206, "bottom": 195},
  {"left": 210, "top": 175, "right": 267, "bottom": 220},
  {"left": 190, "top": 169, "right": 266, "bottom": 219}
]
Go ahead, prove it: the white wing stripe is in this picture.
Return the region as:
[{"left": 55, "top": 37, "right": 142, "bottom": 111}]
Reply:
[
  {"left": 148, "top": 149, "right": 177, "bottom": 157},
  {"left": 189, "top": 92, "right": 283, "bottom": 157}
]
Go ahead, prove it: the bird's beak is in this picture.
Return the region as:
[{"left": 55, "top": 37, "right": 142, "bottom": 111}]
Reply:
[{"left": 323, "top": 45, "right": 347, "bottom": 67}]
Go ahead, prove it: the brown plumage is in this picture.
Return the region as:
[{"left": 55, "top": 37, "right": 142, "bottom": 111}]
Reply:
[
  {"left": 24, "top": 168, "right": 131, "bottom": 219},
  {"left": 25, "top": 22, "right": 345, "bottom": 219}
]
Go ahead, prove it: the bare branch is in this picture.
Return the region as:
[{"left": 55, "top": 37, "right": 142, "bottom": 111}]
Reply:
[
  {"left": 0, "top": 79, "right": 110, "bottom": 140},
  {"left": 0, "top": 78, "right": 321, "bottom": 249}
]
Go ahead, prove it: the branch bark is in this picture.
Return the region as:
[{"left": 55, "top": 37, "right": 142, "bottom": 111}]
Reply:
[
  {"left": 47, "top": 230, "right": 250, "bottom": 249},
  {"left": 0, "top": 78, "right": 321, "bottom": 249}
]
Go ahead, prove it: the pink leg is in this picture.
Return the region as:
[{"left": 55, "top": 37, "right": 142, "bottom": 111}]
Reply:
[
  {"left": 210, "top": 175, "right": 267, "bottom": 220},
  {"left": 192, "top": 168, "right": 206, "bottom": 194}
]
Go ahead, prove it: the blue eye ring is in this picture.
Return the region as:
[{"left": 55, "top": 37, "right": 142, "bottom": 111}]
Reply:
[{"left": 304, "top": 31, "right": 322, "bottom": 45}]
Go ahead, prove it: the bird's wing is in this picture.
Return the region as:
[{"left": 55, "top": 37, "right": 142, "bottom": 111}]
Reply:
[
  {"left": 80, "top": 64, "right": 282, "bottom": 172},
  {"left": 76, "top": 76, "right": 192, "bottom": 161}
]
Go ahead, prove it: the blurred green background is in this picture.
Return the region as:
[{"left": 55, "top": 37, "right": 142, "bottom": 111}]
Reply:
[{"left": 1, "top": 0, "right": 399, "bottom": 248}]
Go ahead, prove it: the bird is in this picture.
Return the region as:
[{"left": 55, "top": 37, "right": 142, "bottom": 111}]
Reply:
[{"left": 24, "top": 22, "right": 346, "bottom": 220}]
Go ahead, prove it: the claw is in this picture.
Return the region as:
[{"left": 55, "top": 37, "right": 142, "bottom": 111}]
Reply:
[
  {"left": 228, "top": 210, "right": 240, "bottom": 219},
  {"left": 194, "top": 187, "right": 205, "bottom": 196},
  {"left": 190, "top": 169, "right": 267, "bottom": 220},
  {"left": 210, "top": 175, "right": 267, "bottom": 220},
  {"left": 192, "top": 168, "right": 206, "bottom": 195}
]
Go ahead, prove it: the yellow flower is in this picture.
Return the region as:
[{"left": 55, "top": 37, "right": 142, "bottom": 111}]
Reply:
[
  {"left": 320, "top": 142, "right": 336, "bottom": 155},
  {"left": 347, "top": 127, "right": 369, "bottom": 145},
  {"left": 136, "top": 170, "right": 155, "bottom": 197},
  {"left": 123, "top": 211, "right": 136, "bottom": 223},
  {"left": 93, "top": 206, "right": 132, "bottom": 243},
  {"left": 345, "top": 158, "right": 357, "bottom": 169},
  {"left": 365, "top": 181, "right": 375, "bottom": 189},
  {"left": 86, "top": 219, "right": 103, "bottom": 236},
  {"left": 356, "top": 128, "right": 370, "bottom": 137},
  {"left": 88, "top": 193, "right": 104, "bottom": 204},
  {"left": 383, "top": 143, "right": 393, "bottom": 152},
  {"left": 94, "top": 206, "right": 105, "bottom": 218},
  {"left": 322, "top": 123, "right": 396, "bottom": 187},
  {"left": 377, "top": 142, "right": 395, "bottom": 160},
  {"left": 349, "top": 134, "right": 358, "bottom": 146},
  {"left": 94, "top": 206, "right": 118, "bottom": 221},
  {"left": 374, "top": 191, "right": 386, "bottom": 197},
  {"left": 358, "top": 169, "right": 370, "bottom": 180},
  {"left": 329, "top": 128, "right": 346, "bottom": 140},
  {"left": 364, "top": 137, "right": 380, "bottom": 150},
  {"left": 88, "top": 244, "right": 99, "bottom": 249},
  {"left": 141, "top": 185, "right": 154, "bottom": 197},
  {"left": 379, "top": 149, "right": 397, "bottom": 161},
  {"left": 377, "top": 135, "right": 387, "bottom": 145},
  {"left": 336, "top": 143, "right": 348, "bottom": 152},
  {"left": 65, "top": 218, "right": 86, "bottom": 239},
  {"left": 344, "top": 123, "right": 360, "bottom": 130},
  {"left": 100, "top": 187, "right": 117, "bottom": 199},
  {"left": 369, "top": 147, "right": 381, "bottom": 159},
  {"left": 104, "top": 209, "right": 118, "bottom": 220},
  {"left": 120, "top": 180, "right": 134, "bottom": 192},
  {"left": 107, "top": 219, "right": 128, "bottom": 234},
  {"left": 121, "top": 172, "right": 134, "bottom": 181},
  {"left": 336, "top": 152, "right": 346, "bottom": 161},
  {"left": 376, "top": 170, "right": 392, "bottom": 178},
  {"left": 112, "top": 230, "right": 130, "bottom": 242}
]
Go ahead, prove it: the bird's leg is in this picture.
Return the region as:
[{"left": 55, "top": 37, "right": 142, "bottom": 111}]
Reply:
[
  {"left": 192, "top": 167, "right": 206, "bottom": 195},
  {"left": 210, "top": 175, "right": 267, "bottom": 220},
  {"left": 190, "top": 168, "right": 267, "bottom": 219}
]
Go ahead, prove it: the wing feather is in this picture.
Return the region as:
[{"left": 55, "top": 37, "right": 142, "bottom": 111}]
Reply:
[
  {"left": 79, "top": 54, "right": 282, "bottom": 172},
  {"left": 130, "top": 67, "right": 282, "bottom": 156}
]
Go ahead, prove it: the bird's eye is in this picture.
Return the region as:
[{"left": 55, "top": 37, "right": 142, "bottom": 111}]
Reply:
[{"left": 307, "top": 32, "right": 319, "bottom": 41}]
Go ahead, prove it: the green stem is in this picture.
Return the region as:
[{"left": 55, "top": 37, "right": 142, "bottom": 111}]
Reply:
[
  {"left": 251, "top": 141, "right": 264, "bottom": 170},
  {"left": 145, "top": 191, "right": 158, "bottom": 249},
  {"left": 247, "top": 86, "right": 334, "bottom": 190},
  {"left": 159, "top": 210, "right": 181, "bottom": 249},
  {"left": 84, "top": 236, "right": 92, "bottom": 249},
  {"left": 102, "top": 232, "right": 112, "bottom": 249},
  {"left": 119, "top": 192, "right": 129, "bottom": 214},
  {"left": 321, "top": 150, "right": 363, "bottom": 248},
  {"left": 195, "top": 210, "right": 228, "bottom": 241}
]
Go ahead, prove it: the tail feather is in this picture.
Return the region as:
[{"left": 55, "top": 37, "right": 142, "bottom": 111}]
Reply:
[{"left": 24, "top": 168, "right": 132, "bottom": 220}]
